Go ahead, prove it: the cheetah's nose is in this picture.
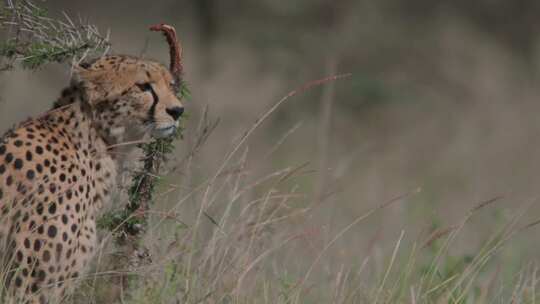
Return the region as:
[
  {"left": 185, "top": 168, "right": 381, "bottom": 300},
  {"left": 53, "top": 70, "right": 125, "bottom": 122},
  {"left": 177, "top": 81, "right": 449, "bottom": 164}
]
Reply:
[{"left": 166, "top": 106, "right": 184, "bottom": 121}]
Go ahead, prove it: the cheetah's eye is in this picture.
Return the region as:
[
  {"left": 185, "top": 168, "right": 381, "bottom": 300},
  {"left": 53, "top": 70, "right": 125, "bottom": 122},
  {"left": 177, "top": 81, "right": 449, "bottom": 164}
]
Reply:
[
  {"left": 136, "top": 83, "right": 153, "bottom": 92},
  {"left": 136, "top": 82, "right": 159, "bottom": 104}
]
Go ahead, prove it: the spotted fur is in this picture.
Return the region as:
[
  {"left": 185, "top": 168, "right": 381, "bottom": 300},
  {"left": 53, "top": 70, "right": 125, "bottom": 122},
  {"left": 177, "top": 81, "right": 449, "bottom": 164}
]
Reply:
[{"left": 0, "top": 55, "right": 184, "bottom": 303}]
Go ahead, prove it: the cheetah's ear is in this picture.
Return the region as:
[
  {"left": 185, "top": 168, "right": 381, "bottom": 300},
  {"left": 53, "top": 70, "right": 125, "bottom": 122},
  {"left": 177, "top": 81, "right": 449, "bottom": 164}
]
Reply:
[{"left": 71, "top": 65, "right": 105, "bottom": 104}]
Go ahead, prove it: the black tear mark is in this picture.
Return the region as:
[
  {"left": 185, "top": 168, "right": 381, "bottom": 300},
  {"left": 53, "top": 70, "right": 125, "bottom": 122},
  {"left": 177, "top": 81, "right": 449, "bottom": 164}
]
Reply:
[{"left": 135, "top": 83, "right": 160, "bottom": 121}]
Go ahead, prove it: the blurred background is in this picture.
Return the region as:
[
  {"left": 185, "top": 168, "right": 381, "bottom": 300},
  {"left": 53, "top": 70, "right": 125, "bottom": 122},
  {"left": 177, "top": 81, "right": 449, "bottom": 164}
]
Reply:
[{"left": 3, "top": 0, "right": 540, "bottom": 300}]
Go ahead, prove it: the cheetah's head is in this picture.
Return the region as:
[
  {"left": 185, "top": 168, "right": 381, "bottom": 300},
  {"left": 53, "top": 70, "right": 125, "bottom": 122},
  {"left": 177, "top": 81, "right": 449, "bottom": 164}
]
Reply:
[{"left": 73, "top": 55, "right": 184, "bottom": 139}]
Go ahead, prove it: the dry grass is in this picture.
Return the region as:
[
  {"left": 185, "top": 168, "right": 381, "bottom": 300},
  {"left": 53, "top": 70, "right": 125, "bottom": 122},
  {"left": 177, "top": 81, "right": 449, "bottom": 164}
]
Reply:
[
  {"left": 64, "top": 79, "right": 540, "bottom": 303},
  {"left": 0, "top": 68, "right": 538, "bottom": 303}
]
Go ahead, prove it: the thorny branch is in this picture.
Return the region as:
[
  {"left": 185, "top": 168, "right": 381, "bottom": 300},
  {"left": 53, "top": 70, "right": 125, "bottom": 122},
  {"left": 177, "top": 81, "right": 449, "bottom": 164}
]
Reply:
[
  {"left": 0, "top": 0, "right": 110, "bottom": 69},
  {"left": 100, "top": 24, "right": 187, "bottom": 242}
]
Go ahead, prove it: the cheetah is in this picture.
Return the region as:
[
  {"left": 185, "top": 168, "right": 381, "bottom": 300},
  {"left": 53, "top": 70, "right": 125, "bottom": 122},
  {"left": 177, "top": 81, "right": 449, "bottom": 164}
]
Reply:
[{"left": 0, "top": 54, "right": 185, "bottom": 303}]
